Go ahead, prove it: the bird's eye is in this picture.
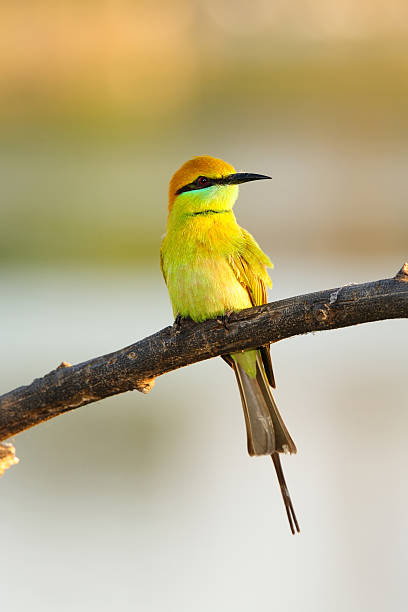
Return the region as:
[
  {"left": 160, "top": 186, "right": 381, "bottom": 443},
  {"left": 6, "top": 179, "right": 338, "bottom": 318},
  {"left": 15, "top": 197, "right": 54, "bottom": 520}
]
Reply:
[{"left": 197, "top": 176, "right": 208, "bottom": 186}]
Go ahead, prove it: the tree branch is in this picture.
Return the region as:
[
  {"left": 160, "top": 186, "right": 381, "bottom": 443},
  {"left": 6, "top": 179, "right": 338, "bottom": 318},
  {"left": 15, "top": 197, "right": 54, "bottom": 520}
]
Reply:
[{"left": 1, "top": 263, "right": 407, "bottom": 444}]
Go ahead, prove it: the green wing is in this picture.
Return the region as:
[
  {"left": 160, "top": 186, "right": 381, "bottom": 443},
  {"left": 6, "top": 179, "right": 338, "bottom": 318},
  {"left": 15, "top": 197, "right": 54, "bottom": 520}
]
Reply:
[
  {"left": 228, "top": 228, "right": 272, "bottom": 308},
  {"left": 228, "top": 229, "right": 276, "bottom": 388}
]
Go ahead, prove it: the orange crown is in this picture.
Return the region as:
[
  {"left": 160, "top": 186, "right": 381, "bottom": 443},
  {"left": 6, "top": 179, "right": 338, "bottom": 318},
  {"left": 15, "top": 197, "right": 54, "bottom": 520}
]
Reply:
[{"left": 168, "top": 155, "right": 236, "bottom": 210}]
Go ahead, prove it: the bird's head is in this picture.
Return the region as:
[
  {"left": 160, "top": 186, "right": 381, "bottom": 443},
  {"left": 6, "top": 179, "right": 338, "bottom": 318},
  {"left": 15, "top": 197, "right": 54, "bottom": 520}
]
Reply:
[{"left": 168, "top": 155, "right": 271, "bottom": 216}]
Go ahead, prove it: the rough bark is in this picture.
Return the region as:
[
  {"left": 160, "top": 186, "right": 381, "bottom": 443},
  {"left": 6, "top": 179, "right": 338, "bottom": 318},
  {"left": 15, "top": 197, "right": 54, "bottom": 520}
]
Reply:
[{"left": 0, "top": 263, "right": 407, "bottom": 448}]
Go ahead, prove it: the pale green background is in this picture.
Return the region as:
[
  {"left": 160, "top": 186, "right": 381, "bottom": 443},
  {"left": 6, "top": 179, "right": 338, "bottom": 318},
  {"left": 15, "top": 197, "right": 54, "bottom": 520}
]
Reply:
[{"left": 1, "top": 2, "right": 407, "bottom": 611}]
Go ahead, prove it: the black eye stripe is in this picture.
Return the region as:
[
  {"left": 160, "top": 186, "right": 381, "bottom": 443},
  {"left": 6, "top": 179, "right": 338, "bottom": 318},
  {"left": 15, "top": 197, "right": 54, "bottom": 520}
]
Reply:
[
  {"left": 174, "top": 172, "right": 271, "bottom": 195},
  {"left": 175, "top": 175, "right": 215, "bottom": 195}
]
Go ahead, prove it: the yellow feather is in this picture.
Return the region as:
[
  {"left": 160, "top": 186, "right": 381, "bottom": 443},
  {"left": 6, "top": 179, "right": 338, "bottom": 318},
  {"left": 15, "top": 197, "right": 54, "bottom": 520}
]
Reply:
[{"left": 160, "top": 155, "right": 299, "bottom": 532}]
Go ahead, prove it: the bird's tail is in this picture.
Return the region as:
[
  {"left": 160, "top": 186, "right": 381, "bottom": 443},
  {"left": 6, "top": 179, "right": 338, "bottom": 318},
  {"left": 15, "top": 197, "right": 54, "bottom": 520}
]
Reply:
[{"left": 232, "top": 351, "right": 300, "bottom": 534}]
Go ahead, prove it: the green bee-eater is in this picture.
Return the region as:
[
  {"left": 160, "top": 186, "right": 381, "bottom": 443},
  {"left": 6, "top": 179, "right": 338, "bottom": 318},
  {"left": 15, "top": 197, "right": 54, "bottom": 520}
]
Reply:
[{"left": 160, "top": 155, "right": 299, "bottom": 533}]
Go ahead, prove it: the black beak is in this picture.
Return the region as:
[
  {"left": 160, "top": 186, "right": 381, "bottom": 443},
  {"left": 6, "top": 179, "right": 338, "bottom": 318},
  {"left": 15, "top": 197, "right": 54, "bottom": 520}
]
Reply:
[{"left": 219, "top": 172, "right": 271, "bottom": 185}]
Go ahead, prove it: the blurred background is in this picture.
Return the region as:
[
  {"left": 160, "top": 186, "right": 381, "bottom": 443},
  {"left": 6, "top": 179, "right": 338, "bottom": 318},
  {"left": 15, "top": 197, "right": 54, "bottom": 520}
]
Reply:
[{"left": 1, "top": 1, "right": 407, "bottom": 610}]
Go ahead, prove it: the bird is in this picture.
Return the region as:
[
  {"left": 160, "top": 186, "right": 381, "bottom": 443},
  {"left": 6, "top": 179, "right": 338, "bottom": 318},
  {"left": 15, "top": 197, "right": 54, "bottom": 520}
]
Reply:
[{"left": 160, "top": 155, "right": 299, "bottom": 533}]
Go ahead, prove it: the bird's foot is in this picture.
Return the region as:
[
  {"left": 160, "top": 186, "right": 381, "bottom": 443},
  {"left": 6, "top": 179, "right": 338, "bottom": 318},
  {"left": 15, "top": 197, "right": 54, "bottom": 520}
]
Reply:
[
  {"left": 217, "top": 311, "right": 232, "bottom": 331},
  {"left": 172, "top": 314, "right": 184, "bottom": 334}
]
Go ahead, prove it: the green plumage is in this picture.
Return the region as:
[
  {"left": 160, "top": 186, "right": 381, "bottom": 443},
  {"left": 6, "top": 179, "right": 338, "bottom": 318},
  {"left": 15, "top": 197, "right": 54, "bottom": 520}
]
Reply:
[
  {"left": 161, "top": 207, "right": 272, "bottom": 323},
  {"left": 161, "top": 157, "right": 299, "bottom": 533}
]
